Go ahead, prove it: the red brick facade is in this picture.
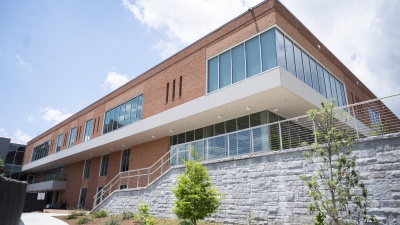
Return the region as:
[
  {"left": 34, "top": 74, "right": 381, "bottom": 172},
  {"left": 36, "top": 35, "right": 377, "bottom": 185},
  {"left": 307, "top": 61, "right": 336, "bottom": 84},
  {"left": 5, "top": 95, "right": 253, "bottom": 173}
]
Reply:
[{"left": 23, "top": 0, "right": 378, "bottom": 209}]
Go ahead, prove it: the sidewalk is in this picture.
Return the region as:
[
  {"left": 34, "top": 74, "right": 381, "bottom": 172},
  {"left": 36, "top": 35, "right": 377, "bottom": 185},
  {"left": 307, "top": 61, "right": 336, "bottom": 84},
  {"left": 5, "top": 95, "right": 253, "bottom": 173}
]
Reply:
[{"left": 20, "top": 209, "right": 71, "bottom": 225}]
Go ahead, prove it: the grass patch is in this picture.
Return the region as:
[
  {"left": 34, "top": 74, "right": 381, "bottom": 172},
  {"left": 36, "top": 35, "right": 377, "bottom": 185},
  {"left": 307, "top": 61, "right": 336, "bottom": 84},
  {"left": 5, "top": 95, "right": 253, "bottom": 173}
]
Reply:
[{"left": 92, "top": 209, "right": 108, "bottom": 218}]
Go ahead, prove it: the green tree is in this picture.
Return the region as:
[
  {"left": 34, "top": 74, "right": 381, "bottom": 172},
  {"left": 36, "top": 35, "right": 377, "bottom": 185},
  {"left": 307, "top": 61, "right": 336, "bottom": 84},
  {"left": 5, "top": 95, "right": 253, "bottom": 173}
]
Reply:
[
  {"left": 300, "top": 100, "right": 377, "bottom": 225},
  {"left": 172, "top": 148, "right": 221, "bottom": 225}
]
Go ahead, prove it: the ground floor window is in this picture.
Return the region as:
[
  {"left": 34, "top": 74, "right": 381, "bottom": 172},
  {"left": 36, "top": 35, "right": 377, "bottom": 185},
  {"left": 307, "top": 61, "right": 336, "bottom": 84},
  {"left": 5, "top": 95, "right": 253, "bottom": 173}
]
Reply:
[{"left": 78, "top": 188, "right": 87, "bottom": 209}]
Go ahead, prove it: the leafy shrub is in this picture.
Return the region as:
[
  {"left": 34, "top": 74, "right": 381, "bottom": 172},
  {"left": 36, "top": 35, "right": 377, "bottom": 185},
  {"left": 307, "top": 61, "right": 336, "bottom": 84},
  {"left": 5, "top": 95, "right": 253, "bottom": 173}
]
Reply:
[
  {"left": 122, "top": 211, "right": 134, "bottom": 220},
  {"left": 134, "top": 202, "right": 157, "bottom": 225},
  {"left": 172, "top": 148, "right": 221, "bottom": 225},
  {"left": 105, "top": 216, "right": 120, "bottom": 225},
  {"left": 65, "top": 214, "right": 77, "bottom": 220},
  {"left": 76, "top": 216, "right": 92, "bottom": 224},
  {"left": 93, "top": 209, "right": 108, "bottom": 218}
]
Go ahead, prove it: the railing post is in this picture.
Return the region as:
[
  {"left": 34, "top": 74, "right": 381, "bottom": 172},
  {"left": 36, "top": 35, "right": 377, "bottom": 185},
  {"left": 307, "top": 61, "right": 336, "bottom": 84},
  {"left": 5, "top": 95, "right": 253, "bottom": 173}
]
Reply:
[
  {"left": 312, "top": 119, "right": 317, "bottom": 143},
  {"left": 147, "top": 168, "right": 150, "bottom": 186},
  {"left": 136, "top": 170, "right": 139, "bottom": 188},
  {"left": 278, "top": 122, "right": 283, "bottom": 150},
  {"left": 118, "top": 173, "right": 121, "bottom": 190},
  {"left": 127, "top": 171, "right": 130, "bottom": 189},
  {"left": 161, "top": 157, "right": 163, "bottom": 175},
  {"left": 352, "top": 106, "right": 360, "bottom": 139}
]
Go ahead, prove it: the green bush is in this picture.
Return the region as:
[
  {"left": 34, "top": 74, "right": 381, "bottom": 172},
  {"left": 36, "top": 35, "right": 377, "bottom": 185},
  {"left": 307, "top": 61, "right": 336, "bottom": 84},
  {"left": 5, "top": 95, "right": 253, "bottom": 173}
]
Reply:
[
  {"left": 93, "top": 209, "right": 108, "bottom": 218},
  {"left": 172, "top": 148, "right": 221, "bottom": 225},
  {"left": 105, "top": 216, "right": 119, "bottom": 225},
  {"left": 76, "top": 216, "right": 92, "bottom": 224},
  {"left": 65, "top": 214, "right": 77, "bottom": 220},
  {"left": 134, "top": 202, "right": 157, "bottom": 225},
  {"left": 122, "top": 211, "right": 134, "bottom": 220}
]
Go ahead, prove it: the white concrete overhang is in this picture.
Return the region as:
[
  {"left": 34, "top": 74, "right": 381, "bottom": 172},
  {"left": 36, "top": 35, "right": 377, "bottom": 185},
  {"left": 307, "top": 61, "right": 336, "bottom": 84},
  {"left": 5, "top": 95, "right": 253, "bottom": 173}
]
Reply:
[
  {"left": 26, "top": 180, "right": 68, "bottom": 192},
  {"left": 22, "top": 67, "right": 324, "bottom": 172}
]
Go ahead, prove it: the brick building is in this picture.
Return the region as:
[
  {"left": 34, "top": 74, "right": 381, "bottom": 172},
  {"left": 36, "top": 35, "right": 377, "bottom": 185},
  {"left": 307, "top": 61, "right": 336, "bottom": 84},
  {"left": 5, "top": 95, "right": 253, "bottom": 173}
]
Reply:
[{"left": 22, "top": 0, "right": 380, "bottom": 210}]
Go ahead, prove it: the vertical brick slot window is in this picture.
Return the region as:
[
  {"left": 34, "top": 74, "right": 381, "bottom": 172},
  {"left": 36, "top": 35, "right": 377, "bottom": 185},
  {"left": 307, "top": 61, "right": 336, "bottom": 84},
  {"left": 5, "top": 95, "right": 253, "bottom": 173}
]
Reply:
[
  {"left": 166, "top": 82, "right": 169, "bottom": 103},
  {"left": 93, "top": 118, "right": 96, "bottom": 134},
  {"left": 179, "top": 76, "right": 182, "bottom": 97},
  {"left": 97, "top": 117, "right": 100, "bottom": 133},
  {"left": 172, "top": 79, "right": 176, "bottom": 100}
]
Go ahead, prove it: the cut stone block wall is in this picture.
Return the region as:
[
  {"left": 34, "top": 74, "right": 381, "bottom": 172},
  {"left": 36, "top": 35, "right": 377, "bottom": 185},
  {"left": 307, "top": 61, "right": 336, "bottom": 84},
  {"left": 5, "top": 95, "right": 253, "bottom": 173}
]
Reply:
[{"left": 96, "top": 133, "right": 400, "bottom": 224}]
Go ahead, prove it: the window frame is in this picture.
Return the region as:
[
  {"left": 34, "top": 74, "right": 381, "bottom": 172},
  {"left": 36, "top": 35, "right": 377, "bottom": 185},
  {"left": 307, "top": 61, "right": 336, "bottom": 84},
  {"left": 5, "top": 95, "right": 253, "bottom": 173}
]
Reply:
[{"left": 99, "top": 154, "right": 109, "bottom": 177}]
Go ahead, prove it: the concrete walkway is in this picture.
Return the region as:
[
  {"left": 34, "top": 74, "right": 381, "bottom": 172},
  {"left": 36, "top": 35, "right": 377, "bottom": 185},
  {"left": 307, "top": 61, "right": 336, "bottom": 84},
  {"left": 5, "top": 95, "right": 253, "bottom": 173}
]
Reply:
[{"left": 20, "top": 210, "right": 71, "bottom": 225}]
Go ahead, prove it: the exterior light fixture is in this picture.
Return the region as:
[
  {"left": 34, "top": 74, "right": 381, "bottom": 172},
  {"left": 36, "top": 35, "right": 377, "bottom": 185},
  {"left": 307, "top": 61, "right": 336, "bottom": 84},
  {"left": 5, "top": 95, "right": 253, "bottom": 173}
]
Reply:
[
  {"left": 273, "top": 108, "right": 279, "bottom": 112},
  {"left": 245, "top": 106, "right": 251, "bottom": 111},
  {"left": 122, "top": 144, "right": 126, "bottom": 147},
  {"left": 152, "top": 135, "right": 156, "bottom": 138},
  {"left": 217, "top": 115, "right": 222, "bottom": 119},
  {"left": 170, "top": 129, "right": 174, "bottom": 133}
]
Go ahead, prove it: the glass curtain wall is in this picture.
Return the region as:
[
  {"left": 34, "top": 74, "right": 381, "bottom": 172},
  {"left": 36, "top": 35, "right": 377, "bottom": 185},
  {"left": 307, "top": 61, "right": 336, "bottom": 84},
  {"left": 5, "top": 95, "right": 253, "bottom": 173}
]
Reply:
[
  {"left": 103, "top": 94, "right": 143, "bottom": 134},
  {"left": 207, "top": 27, "right": 348, "bottom": 107}
]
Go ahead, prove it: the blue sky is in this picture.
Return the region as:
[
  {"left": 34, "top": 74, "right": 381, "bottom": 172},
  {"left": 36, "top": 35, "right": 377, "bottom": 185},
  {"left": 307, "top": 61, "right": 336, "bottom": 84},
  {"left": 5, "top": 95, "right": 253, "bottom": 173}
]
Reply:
[{"left": 1, "top": 0, "right": 399, "bottom": 144}]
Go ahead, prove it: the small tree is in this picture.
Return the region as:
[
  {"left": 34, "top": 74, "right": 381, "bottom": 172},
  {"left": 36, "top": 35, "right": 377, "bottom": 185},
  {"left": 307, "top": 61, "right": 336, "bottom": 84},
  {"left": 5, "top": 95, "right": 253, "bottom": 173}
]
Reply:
[
  {"left": 172, "top": 148, "right": 221, "bottom": 225},
  {"left": 300, "top": 100, "right": 377, "bottom": 225}
]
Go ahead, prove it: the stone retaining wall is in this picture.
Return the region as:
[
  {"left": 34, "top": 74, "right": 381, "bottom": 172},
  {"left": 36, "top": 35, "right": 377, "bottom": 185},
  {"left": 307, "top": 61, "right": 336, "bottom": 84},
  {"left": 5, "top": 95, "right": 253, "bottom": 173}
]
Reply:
[{"left": 97, "top": 134, "right": 400, "bottom": 224}]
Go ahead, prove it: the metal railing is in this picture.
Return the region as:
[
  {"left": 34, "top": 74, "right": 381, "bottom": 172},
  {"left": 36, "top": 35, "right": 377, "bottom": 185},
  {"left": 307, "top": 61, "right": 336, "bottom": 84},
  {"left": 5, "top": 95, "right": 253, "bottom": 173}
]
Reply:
[
  {"left": 28, "top": 174, "right": 66, "bottom": 184},
  {"left": 92, "top": 93, "right": 400, "bottom": 208}
]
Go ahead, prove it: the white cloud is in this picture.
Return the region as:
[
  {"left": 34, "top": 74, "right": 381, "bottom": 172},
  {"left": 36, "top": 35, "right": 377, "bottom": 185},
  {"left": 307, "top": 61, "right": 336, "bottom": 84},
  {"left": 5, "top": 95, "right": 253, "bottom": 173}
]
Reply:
[
  {"left": 101, "top": 71, "right": 131, "bottom": 91},
  {"left": 0, "top": 128, "right": 32, "bottom": 144},
  {"left": 280, "top": 0, "right": 400, "bottom": 98},
  {"left": 122, "top": 0, "right": 263, "bottom": 58},
  {"left": 0, "top": 128, "right": 9, "bottom": 138},
  {"left": 15, "top": 54, "right": 33, "bottom": 73},
  {"left": 14, "top": 129, "right": 32, "bottom": 144},
  {"left": 27, "top": 114, "right": 34, "bottom": 122},
  {"left": 40, "top": 107, "right": 72, "bottom": 124}
]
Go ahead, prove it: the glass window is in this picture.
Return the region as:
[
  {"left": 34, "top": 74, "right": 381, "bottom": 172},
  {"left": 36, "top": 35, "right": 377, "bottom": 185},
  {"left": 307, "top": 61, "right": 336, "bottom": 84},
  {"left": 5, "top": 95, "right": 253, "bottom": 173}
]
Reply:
[
  {"left": 340, "top": 83, "right": 347, "bottom": 105},
  {"left": 323, "top": 69, "right": 332, "bottom": 100},
  {"left": 215, "top": 122, "right": 225, "bottom": 135},
  {"left": 136, "top": 94, "right": 143, "bottom": 120},
  {"left": 178, "top": 133, "right": 186, "bottom": 144},
  {"left": 78, "top": 188, "right": 87, "bottom": 209},
  {"left": 82, "top": 159, "right": 91, "bottom": 179},
  {"left": 130, "top": 98, "right": 137, "bottom": 123},
  {"left": 329, "top": 74, "right": 338, "bottom": 104},
  {"left": 204, "top": 125, "right": 214, "bottom": 138},
  {"left": 68, "top": 127, "right": 76, "bottom": 148},
  {"left": 335, "top": 79, "right": 344, "bottom": 106},
  {"left": 194, "top": 128, "right": 204, "bottom": 140},
  {"left": 207, "top": 56, "right": 218, "bottom": 93},
  {"left": 317, "top": 64, "right": 326, "bottom": 97},
  {"left": 55, "top": 134, "right": 62, "bottom": 153},
  {"left": 83, "top": 119, "right": 92, "bottom": 142},
  {"left": 232, "top": 44, "right": 245, "bottom": 83},
  {"left": 114, "top": 106, "right": 120, "bottom": 129},
  {"left": 310, "top": 58, "right": 319, "bottom": 92},
  {"left": 103, "top": 95, "right": 143, "bottom": 134},
  {"left": 245, "top": 36, "right": 261, "bottom": 77},
  {"left": 124, "top": 101, "right": 132, "bottom": 125},
  {"left": 99, "top": 154, "right": 109, "bottom": 176},
  {"left": 302, "top": 51, "right": 313, "bottom": 87},
  {"left": 225, "top": 119, "right": 237, "bottom": 133},
  {"left": 237, "top": 115, "right": 250, "bottom": 130},
  {"left": 275, "top": 30, "right": 287, "bottom": 70},
  {"left": 119, "top": 104, "right": 125, "bottom": 126},
  {"left": 284, "top": 37, "right": 296, "bottom": 76},
  {"left": 120, "top": 149, "right": 130, "bottom": 172},
  {"left": 368, "top": 107, "right": 380, "bottom": 125},
  {"left": 170, "top": 135, "right": 178, "bottom": 146},
  {"left": 293, "top": 44, "right": 304, "bottom": 81},
  {"left": 31, "top": 140, "right": 51, "bottom": 161},
  {"left": 260, "top": 28, "right": 277, "bottom": 71},
  {"left": 219, "top": 50, "right": 231, "bottom": 88},
  {"left": 103, "top": 112, "right": 109, "bottom": 134},
  {"left": 250, "top": 111, "right": 267, "bottom": 127},
  {"left": 186, "top": 130, "right": 194, "bottom": 142}
]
